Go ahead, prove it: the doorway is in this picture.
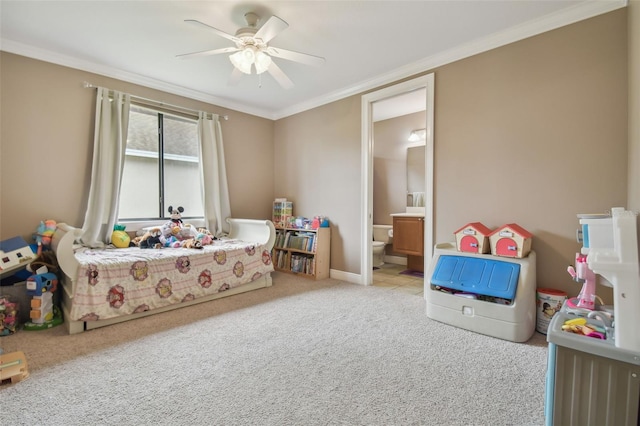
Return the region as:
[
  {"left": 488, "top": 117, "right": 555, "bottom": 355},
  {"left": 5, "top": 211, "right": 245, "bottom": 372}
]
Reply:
[{"left": 360, "top": 74, "right": 435, "bottom": 286}]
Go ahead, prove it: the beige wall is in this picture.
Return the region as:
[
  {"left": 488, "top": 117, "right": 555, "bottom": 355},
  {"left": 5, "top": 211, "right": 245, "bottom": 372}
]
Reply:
[
  {"left": 0, "top": 8, "right": 633, "bottom": 301},
  {"left": 273, "top": 99, "right": 362, "bottom": 274},
  {"left": 0, "top": 53, "right": 275, "bottom": 240},
  {"left": 434, "top": 9, "right": 627, "bottom": 300},
  {"left": 276, "top": 9, "right": 628, "bottom": 299}
]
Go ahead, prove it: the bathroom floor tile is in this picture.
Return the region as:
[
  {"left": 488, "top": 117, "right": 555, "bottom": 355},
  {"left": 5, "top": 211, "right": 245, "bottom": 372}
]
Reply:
[{"left": 372, "top": 263, "right": 423, "bottom": 297}]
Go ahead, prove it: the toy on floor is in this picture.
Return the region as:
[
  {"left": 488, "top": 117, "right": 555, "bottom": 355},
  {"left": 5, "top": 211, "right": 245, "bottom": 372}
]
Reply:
[
  {"left": 566, "top": 253, "right": 597, "bottom": 310},
  {"left": 0, "top": 296, "right": 19, "bottom": 335},
  {"left": 24, "top": 271, "right": 63, "bottom": 331},
  {"left": 0, "top": 351, "right": 29, "bottom": 384}
]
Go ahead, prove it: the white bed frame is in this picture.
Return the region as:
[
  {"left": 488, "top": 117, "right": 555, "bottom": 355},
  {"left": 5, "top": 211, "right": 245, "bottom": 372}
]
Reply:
[{"left": 51, "top": 218, "right": 276, "bottom": 334}]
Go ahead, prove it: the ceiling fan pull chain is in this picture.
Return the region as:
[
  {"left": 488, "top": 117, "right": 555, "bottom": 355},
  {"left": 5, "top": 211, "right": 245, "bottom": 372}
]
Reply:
[{"left": 258, "top": 73, "right": 262, "bottom": 88}]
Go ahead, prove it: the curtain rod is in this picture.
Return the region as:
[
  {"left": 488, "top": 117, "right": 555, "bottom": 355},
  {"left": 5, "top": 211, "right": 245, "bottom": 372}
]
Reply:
[{"left": 82, "top": 81, "right": 229, "bottom": 121}]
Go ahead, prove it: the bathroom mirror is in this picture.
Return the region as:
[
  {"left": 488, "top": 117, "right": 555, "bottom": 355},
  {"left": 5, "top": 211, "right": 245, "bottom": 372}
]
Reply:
[{"left": 407, "top": 145, "right": 425, "bottom": 207}]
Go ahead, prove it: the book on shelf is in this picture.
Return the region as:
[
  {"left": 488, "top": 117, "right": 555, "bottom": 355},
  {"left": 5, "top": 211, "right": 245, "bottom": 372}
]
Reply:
[
  {"left": 281, "top": 231, "right": 316, "bottom": 252},
  {"left": 290, "top": 253, "right": 314, "bottom": 274}
]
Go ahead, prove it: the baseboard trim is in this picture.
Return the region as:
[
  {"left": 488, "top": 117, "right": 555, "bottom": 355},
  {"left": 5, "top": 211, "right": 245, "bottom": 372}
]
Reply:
[{"left": 384, "top": 255, "right": 407, "bottom": 266}]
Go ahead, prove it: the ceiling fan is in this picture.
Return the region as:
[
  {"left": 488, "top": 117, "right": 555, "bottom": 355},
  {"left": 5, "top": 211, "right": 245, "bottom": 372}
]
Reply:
[{"left": 177, "top": 12, "right": 325, "bottom": 89}]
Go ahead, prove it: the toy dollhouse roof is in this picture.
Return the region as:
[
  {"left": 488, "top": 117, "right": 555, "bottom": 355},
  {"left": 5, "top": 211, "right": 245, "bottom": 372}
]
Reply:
[
  {"left": 488, "top": 223, "right": 533, "bottom": 239},
  {"left": 0, "top": 236, "right": 30, "bottom": 253},
  {"left": 453, "top": 222, "right": 493, "bottom": 236}
]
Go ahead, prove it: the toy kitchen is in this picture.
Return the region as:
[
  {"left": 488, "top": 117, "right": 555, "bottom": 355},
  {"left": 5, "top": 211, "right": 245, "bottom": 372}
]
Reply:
[{"left": 545, "top": 207, "right": 640, "bottom": 426}]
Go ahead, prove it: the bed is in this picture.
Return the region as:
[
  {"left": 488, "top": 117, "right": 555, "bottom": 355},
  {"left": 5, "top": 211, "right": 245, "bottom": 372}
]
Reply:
[{"left": 51, "top": 218, "right": 276, "bottom": 334}]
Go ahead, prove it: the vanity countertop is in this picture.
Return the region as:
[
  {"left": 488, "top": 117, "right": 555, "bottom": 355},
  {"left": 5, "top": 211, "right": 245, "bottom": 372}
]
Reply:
[{"left": 390, "top": 212, "right": 425, "bottom": 217}]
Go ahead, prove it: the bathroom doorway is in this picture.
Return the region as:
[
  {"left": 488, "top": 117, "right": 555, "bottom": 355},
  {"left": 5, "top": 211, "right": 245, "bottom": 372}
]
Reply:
[{"left": 360, "top": 74, "right": 435, "bottom": 286}]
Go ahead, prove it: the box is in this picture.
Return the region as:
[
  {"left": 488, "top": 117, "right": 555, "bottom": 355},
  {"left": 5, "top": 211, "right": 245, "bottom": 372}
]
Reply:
[{"left": 0, "top": 281, "right": 31, "bottom": 324}]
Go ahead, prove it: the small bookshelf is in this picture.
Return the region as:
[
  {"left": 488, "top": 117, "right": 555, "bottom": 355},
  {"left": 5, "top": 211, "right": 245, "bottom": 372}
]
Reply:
[{"left": 272, "top": 226, "right": 330, "bottom": 280}]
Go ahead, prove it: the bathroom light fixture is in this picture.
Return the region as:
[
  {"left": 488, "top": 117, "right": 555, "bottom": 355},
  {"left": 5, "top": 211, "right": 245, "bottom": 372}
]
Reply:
[
  {"left": 408, "top": 128, "right": 427, "bottom": 142},
  {"left": 229, "top": 46, "right": 272, "bottom": 75}
]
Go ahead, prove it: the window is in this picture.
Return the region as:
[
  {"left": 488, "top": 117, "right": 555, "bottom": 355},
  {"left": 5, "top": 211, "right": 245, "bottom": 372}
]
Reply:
[{"left": 118, "top": 105, "right": 204, "bottom": 220}]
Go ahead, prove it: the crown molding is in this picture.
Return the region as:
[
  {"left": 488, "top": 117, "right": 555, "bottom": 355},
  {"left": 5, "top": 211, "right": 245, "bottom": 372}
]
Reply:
[
  {"left": 0, "top": 0, "right": 627, "bottom": 121},
  {"left": 272, "top": 0, "right": 627, "bottom": 119},
  {"left": 0, "top": 39, "right": 275, "bottom": 119}
]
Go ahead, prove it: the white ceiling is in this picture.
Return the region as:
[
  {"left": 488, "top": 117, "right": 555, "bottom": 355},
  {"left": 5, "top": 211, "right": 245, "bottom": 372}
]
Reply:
[{"left": 0, "top": 1, "right": 626, "bottom": 120}]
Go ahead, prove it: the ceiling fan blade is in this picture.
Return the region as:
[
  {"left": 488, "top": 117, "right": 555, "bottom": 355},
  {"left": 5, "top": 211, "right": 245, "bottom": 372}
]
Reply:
[
  {"left": 228, "top": 67, "right": 243, "bottom": 86},
  {"left": 176, "top": 46, "right": 239, "bottom": 59},
  {"left": 266, "top": 46, "right": 325, "bottom": 67},
  {"left": 267, "top": 61, "right": 294, "bottom": 89},
  {"left": 254, "top": 15, "right": 288, "bottom": 43},
  {"left": 184, "top": 19, "right": 240, "bottom": 43}
]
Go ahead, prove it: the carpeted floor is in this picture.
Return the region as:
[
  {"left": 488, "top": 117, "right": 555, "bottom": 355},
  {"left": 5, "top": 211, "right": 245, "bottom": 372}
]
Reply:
[{"left": 0, "top": 272, "right": 548, "bottom": 425}]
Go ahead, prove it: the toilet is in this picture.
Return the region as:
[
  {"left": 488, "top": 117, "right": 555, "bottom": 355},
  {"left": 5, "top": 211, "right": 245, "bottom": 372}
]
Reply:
[{"left": 372, "top": 225, "right": 393, "bottom": 267}]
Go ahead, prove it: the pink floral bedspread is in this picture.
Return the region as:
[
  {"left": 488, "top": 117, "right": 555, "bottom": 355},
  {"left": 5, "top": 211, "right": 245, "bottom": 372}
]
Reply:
[{"left": 70, "top": 239, "right": 273, "bottom": 321}]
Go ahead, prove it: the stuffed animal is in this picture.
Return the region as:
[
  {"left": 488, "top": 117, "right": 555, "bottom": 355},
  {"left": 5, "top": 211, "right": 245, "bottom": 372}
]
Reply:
[
  {"left": 162, "top": 205, "right": 198, "bottom": 242},
  {"left": 162, "top": 206, "right": 185, "bottom": 239},
  {"left": 182, "top": 238, "right": 203, "bottom": 249},
  {"left": 111, "top": 224, "right": 131, "bottom": 248},
  {"left": 34, "top": 219, "right": 57, "bottom": 255},
  {"left": 41, "top": 220, "right": 57, "bottom": 245},
  {"left": 196, "top": 228, "right": 215, "bottom": 246},
  {"left": 168, "top": 205, "right": 183, "bottom": 224},
  {"left": 138, "top": 227, "right": 163, "bottom": 249},
  {"left": 163, "top": 236, "right": 182, "bottom": 248}
]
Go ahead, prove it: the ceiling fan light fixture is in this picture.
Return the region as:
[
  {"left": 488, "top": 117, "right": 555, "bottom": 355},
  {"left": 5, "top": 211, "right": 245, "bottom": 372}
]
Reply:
[
  {"left": 254, "top": 50, "right": 272, "bottom": 74},
  {"left": 181, "top": 14, "right": 324, "bottom": 88},
  {"left": 229, "top": 48, "right": 255, "bottom": 74}
]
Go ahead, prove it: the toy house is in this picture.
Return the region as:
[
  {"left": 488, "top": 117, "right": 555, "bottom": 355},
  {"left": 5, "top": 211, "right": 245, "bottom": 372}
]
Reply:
[
  {"left": 489, "top": 223, "right": 533, "bottom": 258},
  {"left": 0, "top": 237, "right": 36, "bottom": 274},
  {"left": 453, "top": 222, "right": 492, "bottom": 253}
]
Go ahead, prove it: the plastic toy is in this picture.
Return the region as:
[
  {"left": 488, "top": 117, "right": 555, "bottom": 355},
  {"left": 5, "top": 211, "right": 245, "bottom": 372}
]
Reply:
[
  {"left": 24, "top": 272, "right": 63, "bottom": 330},
  {"left": 578, "top": 208, "right": 640, "bottom": 352},
  {"left": 0, "top": 351, "right": 29, "bottom": 384},
  {"left": 0, "top": 236, "right": 36, "bottom": 273},
  {"left": 566, "top": 253, "right": 597, "bottom": 310}
]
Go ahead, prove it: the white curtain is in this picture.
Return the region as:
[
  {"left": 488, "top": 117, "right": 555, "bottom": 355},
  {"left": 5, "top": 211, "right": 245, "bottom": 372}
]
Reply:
[
  {"left": 198, "top": 112, "right": 231, "bottom": 237},
  {"left": 79, "top": 88, "right": 131, "bottom": 248}
]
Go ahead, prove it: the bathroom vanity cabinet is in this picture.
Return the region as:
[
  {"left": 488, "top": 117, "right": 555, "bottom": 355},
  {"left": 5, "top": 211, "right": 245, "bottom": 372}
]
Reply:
[
  {"left": 272, "top": 227, "right": 330, "bottom": 280},
  {"left": 392, "top": 215, "right": 424, "bottom": 272}
]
